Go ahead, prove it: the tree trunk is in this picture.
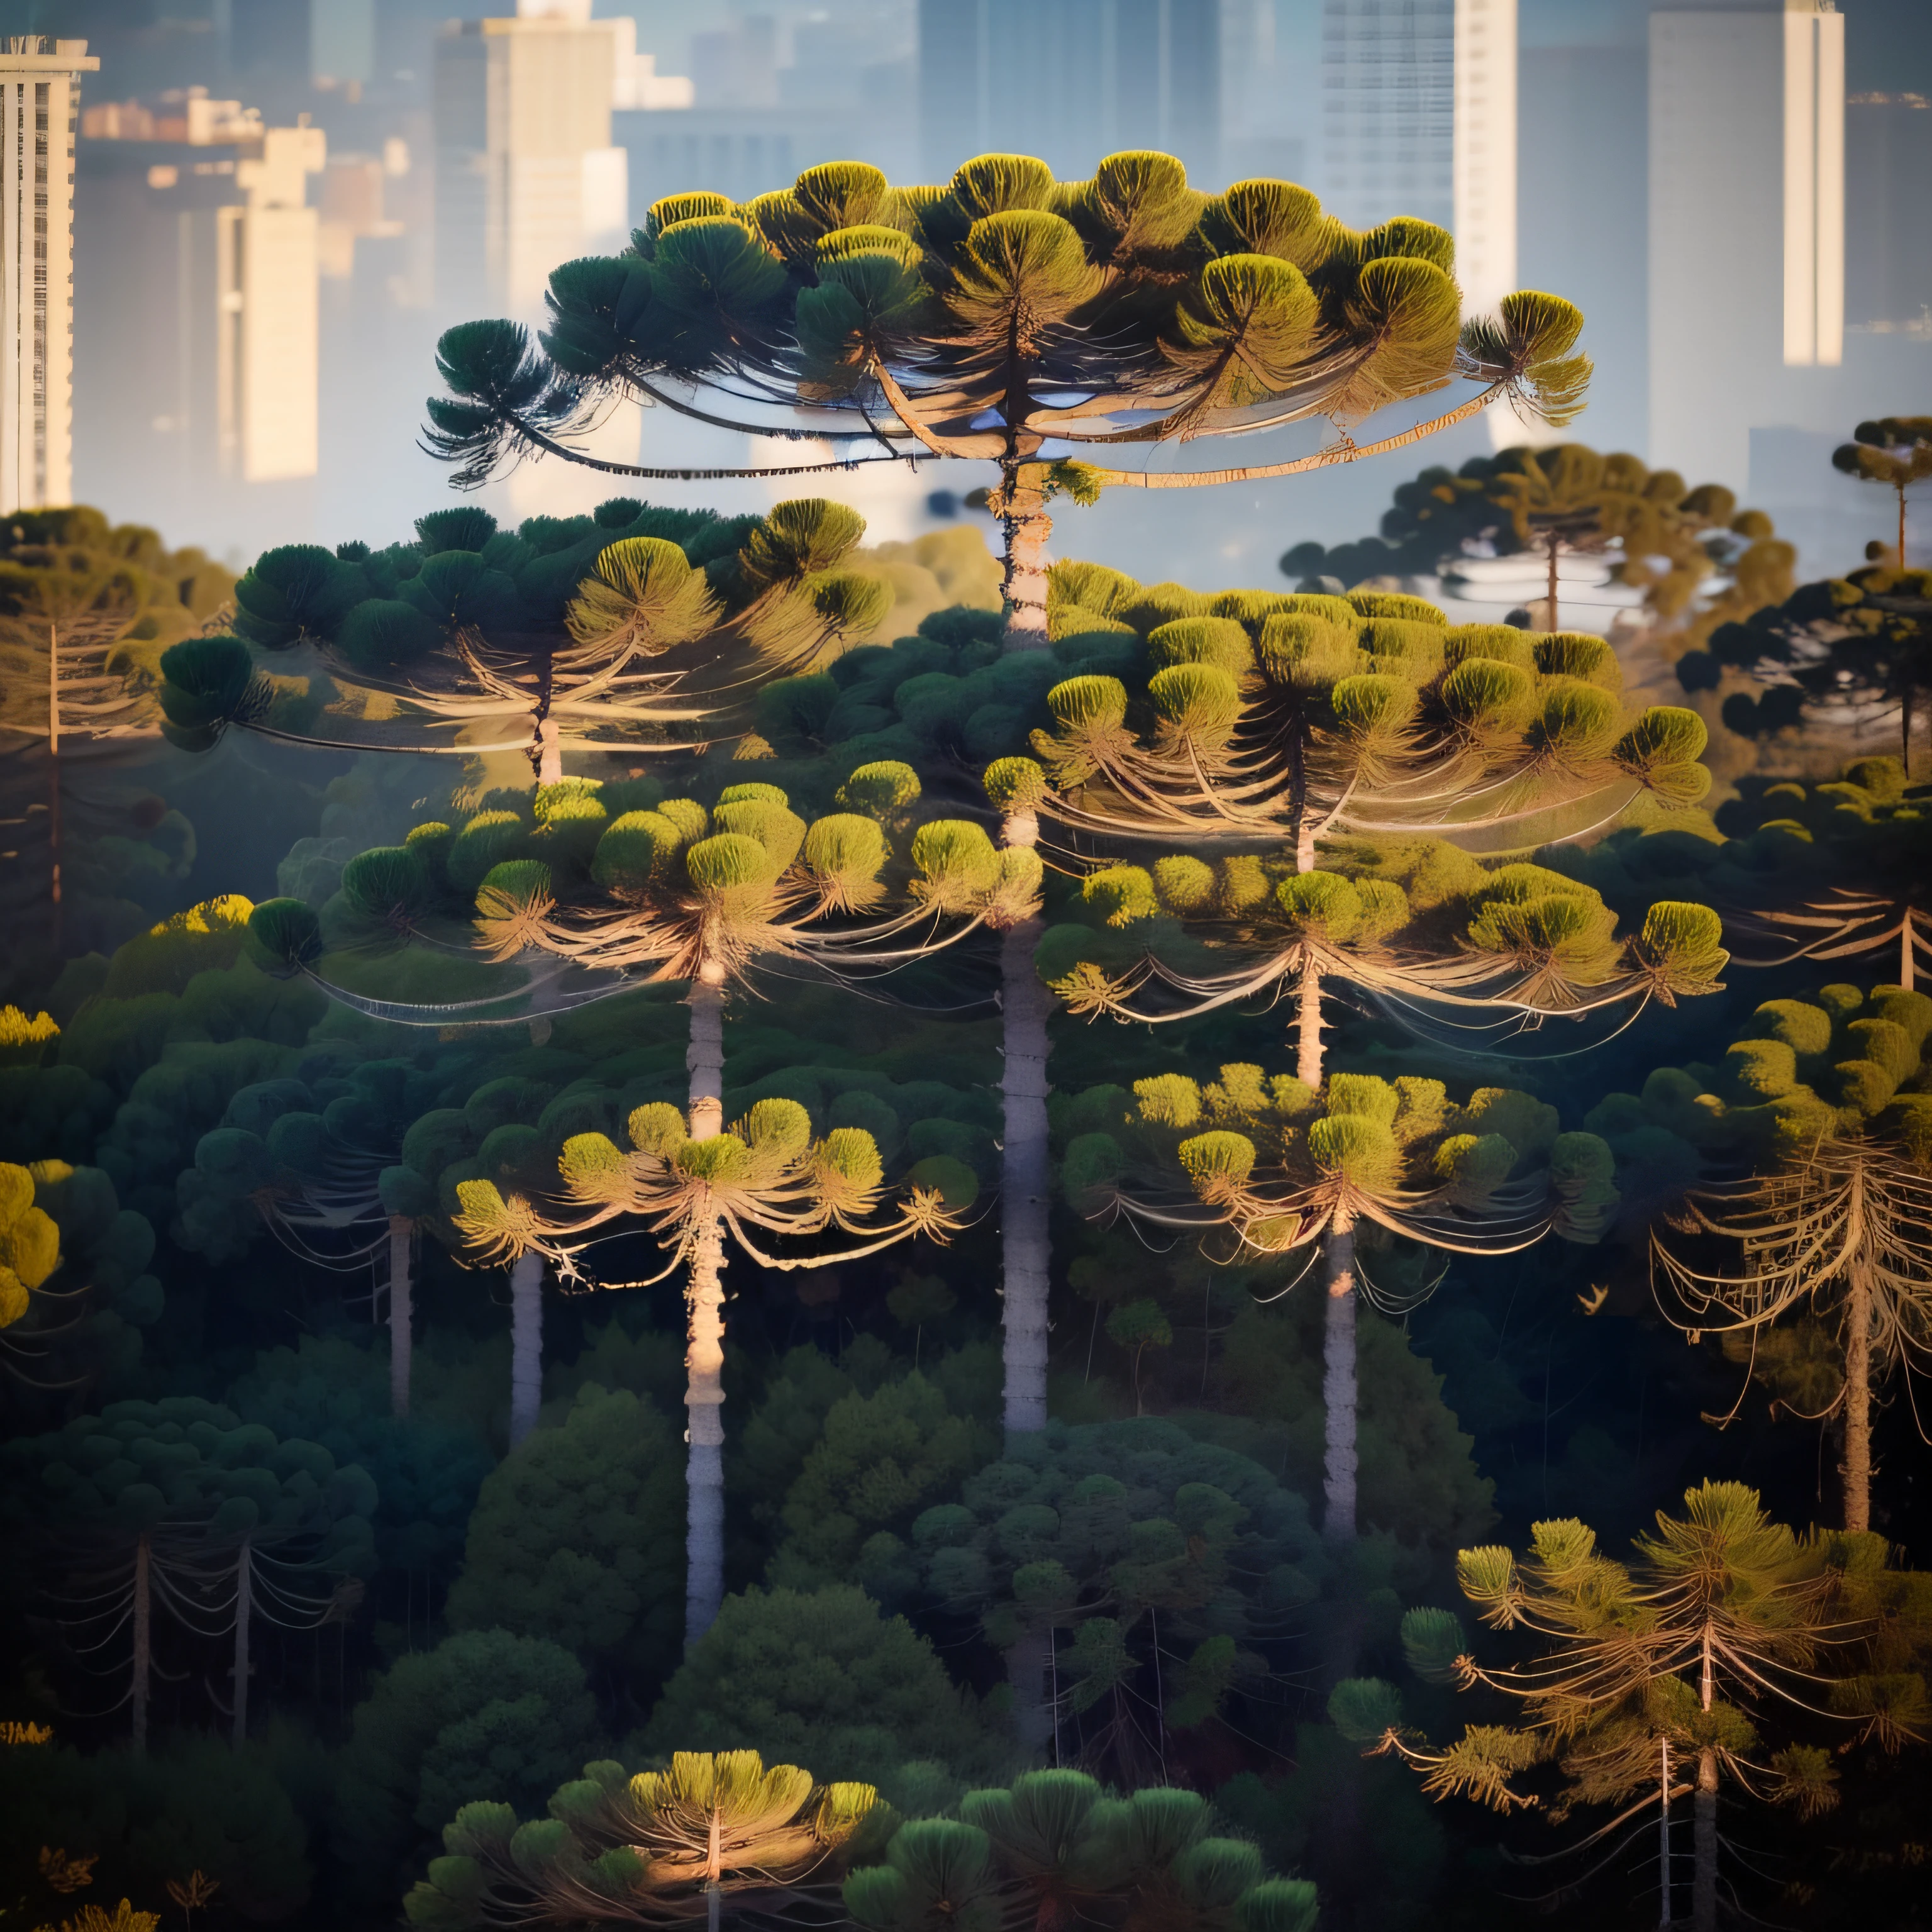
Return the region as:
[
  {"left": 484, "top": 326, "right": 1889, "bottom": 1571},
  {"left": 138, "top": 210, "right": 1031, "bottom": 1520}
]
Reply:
[
  {"left": 684, "top": 1215, "right": 728, "bottom": 1645},
  {"left": 233, "top": 1536, "right": 252, "bottom": 1749},
  {"left": 1694, "top": 1629, "right": 1718, "bottom": 1932},
  {"left": 536, "top": 713, "right": 562, "bottom": 787},
  {"left": 132, "top": 1530, "right": 150, "bottom": 1755},
  {"left": 1841, "top": 1263, "right": 1874, "bottom": 1532},
  {"left": 1658, "top": 1735, "right": 1673, "bottom": 1926},
  {"left": 1007, "top": 1626, "right": 1054, "bottom": 1757},
  {"left": 1692, "top": 1753, "right": 1718, "bottom": 1932},
  {"left": 508, "top": 1252, "right": 543, "bottom": 1449},
  {"left": 1904, "top": 910, "right": 1918, "bottom": 993},
  {"left": 1899, "top": 479, "right": 1908, "bottom": 571},
  {"left": 998, "top": 809, "right": 1054, "bottom": 1437},
  {"left": 1000, "top": 474, "right": 1052, "bottom": 648},
  {"left": 1546, "top": 531, "right": 1560, "bottom": 632},
  {"left": 684, "top": 962, "right": 730, "bottom": 1646},
  {"left": 388, "top": 1215, "right": 413, "bottom": 1420},
  {"left": 1296, "top": 957, "right": 1324, "bottom": 1089},
  {"left": 1321, "top": 1217, "right": 1359, "bottom": 1544}
]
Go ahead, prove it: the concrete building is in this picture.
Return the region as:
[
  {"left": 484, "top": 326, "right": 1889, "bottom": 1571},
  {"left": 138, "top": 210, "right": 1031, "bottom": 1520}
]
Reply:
[
  {"left": 73, "top": 108, "right": 325, "bottom": 541},
  {"left": 914, "top": 0, "right": 1222, "bottom": 188},
  {"left": 1321, "top": 0, "right": 1455, "bottom": 230},
  {"left": 434, "top": 0, "right": 628, "bottom": 320},
  {"left": 1452, "top": 0, "right": 1515, "bottom": 321},
  {"left": 1648, "top": 1, "right": 1845, "bottom": 489},
  {"left": 0, "top": 38, "right": 99, "bottom": 515}
]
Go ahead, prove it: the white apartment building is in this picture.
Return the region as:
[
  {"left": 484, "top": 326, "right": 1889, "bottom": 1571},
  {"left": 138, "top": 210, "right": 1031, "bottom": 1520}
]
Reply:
[
  {"left": 0, "top": 38, "right": 99, "bottom": 514},
  {"left": 435, "top": 0, "right": 630, "bottom": 319},
  {"left": 219, "top": 125, "right": 328, "bottom": 483}
]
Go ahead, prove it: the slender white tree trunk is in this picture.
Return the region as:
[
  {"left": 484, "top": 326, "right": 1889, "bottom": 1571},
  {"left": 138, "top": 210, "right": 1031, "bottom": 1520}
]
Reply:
[
  {"left": 232, "top": 1536, "right": 252, "bottom": 1749},
  {"left": 132, "top": 1530, "right": 150, "bottom": 1755},
  {"left": 999, "top": 808, "right": 1054, "bottom": 1438},
  {"left": 388, "top": 1215, "right": 413, "bottom": 1420},
  {"left": 508, "top": 1252, "right": 543, "bottom": 1448},
  {"left": 1296, "top": 958, "right": 1324, "bottom": 1089},
  {"left": 684, "top": 962, "right": 730, "bottom": 1646},
  {"left": 1321, "top": 1214, "right": 1358, "bottom": 1545},
  {"left": 1658, "top": 1735, "right": 1674, "bottom": 1927}
]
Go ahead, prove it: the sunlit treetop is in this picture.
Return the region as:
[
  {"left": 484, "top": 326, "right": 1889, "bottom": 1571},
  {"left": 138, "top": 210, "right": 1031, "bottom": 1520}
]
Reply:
[{"left": 423, "top": 151, "right": 1590, "bottom": 523}]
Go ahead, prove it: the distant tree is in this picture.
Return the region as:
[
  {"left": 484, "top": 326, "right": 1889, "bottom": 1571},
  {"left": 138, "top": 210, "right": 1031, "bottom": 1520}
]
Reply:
[
  {"left": 1687, "top": 559, "right": 1932, "bottom": 772},
  {"left": 406, "top": 1749, "right": 880, "bottom": 1932},
  {"left": 0, "top": 1155, "right": 161, "bottom": 1409},
  {"left": 1832, "top": 416, "right": 1932, "bottom": 567},
  {"left": 0, "top": 508, "right": 231, "bottom": 965},
  {"left": 1282, "top": 445, "right": 1787, "bottom": 638},
  {"left": 3, "top": 1397, "right": 375, "bottom": 1751},
  {"left": 423, "top": 150, "right": 1592, "bottom": 1455},
  {"left": 1708, "top": 757, "right": 1932, "bottom": 991},
  {"left": 1372, "top": 1484, "right": 1932, "bottom": 1932}
]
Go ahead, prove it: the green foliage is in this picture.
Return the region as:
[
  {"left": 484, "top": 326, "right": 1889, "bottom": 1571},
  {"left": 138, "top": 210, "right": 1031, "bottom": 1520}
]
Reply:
[
  {"left": 444, "top": 1384, "right": 684, "bottom": 1678},
  {"left": 645, "top": 1585, "right": 1000, "bottom": 1785},
  {"left": 769, "top": 1372, "right": 996, "bottom": 1593},
  {"left": 332, "top": 1629, "right": 600, "bottom": 1904}
]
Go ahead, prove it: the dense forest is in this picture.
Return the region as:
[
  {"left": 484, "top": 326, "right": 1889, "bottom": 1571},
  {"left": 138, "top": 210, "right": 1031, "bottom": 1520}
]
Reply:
[{"left": 3, "top": 157, "right": 1928, "bottom": 1932}]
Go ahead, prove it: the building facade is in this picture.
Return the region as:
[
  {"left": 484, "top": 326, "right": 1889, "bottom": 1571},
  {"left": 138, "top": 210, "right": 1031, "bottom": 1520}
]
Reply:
[
  {"left": 434, "top": 1, "right": 626, "bottom": 319},
  {"left": 0, "top": 38, "right": 99, "bottom": 514},
  {"left": 1648, "top": 1, "right": 1845, "bottom": 487}
]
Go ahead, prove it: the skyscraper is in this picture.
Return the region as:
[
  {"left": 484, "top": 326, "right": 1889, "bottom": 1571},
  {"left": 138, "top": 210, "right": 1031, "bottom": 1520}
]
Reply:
[
  {"left": 1321, "top": 0, "right": 1455, "bottom": 231},
  {"left": 914, "top": 0, "right": 1221, "bottom": 187},
  {"left": 435, "top": 1, "right": 625, "bottom": 319},
  {"left": 1648, "top": 0, "right": 1845, "bottom": 487},
  {"left": 0, "top": 38, "right": 99, "bottom": 515},
  {"left": 1452, "top": 0, "right": 1515, "bottom": 321}
]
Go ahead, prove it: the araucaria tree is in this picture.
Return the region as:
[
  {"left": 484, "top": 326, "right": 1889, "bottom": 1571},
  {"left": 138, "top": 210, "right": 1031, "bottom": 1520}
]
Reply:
[
  {"left": 411, "top": 769, "right": 1017, "bottom": 1641},
  {"left": 1372, "top": 1484, "right": 1931, "bottom": 1932},
  {"left": 1088, "top": 1068, "right": 1618, "bottom": 1543},
  {"left": 160, "top": 497, "right": 890, "bottom": 782},
  {"left": 1647, "top": 982, "right": 1932, "bottom": 1533},
  {"left": 421, "top": 149, "right": 1594, "bottom": 1443},
  {"left": 1832, "top": 416, "right": 1932, "bottom": 567}
]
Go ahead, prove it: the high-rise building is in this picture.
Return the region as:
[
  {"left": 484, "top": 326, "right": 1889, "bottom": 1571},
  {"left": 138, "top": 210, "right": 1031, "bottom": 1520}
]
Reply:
[
  {"left": 1452, "top": 0, "right": 1515, "bottom": 320},
  {"left": 435, "top": 1, "right": 626, "bottom": 319},
  {"left": 218, "top": 125, "right": 328, "bottom": 484},
  {"left": 1321, "top": 0, "right": 1455, "bottom": 231},
  {"left": 1845, "top": 91, "right": 1932, "bottom": 331},
  {"left": 1648, "top": 1, "right": 1845, "bottom": 488},
  {"left": 0, "top": 38, "right": 99, "bottom": 515},
  {"left": 914, "top": 0, "right": 1221, "bottom": 187}
]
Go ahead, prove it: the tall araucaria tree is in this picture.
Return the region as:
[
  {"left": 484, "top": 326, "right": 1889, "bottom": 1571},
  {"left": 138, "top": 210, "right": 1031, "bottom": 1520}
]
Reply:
[
  {"left": 158, "top": 497, "right": 891, "bottom": 783},
  {"left": 418, "top": 150, "right": 1594, "bottom": 1443},
  {"left": 1643, "top": 980, "right": 1932, "bottom": 1533},
  {"left": 256, "top": 763, "right": 1021, "bottom": 1641},
  {"left": 1370, "top": 1485, "right": 1932, "bottom": 1932},
  {"left": 1082, "top": 1067, "right": 1619, "bottom": 1544}
]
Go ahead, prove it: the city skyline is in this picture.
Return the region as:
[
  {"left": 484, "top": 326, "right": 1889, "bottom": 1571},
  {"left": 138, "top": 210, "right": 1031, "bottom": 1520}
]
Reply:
[{"left": 39, "top": 0, "right": 1931, "bottom": 579}]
